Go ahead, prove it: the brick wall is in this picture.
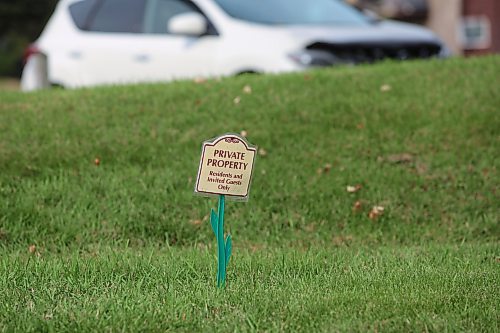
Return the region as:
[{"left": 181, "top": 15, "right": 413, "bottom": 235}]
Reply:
[{"left": 463, "top": 0, "right": 500, "bottom": 54}]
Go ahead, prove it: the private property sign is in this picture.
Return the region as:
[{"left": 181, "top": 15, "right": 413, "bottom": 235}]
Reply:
[{"left": 195, "top": 134, "right": 256, "bottom": 200}]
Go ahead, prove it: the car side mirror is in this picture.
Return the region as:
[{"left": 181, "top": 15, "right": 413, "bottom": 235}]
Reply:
[{"left": 168, "top": 12, "right": 208, "bottom": 36}]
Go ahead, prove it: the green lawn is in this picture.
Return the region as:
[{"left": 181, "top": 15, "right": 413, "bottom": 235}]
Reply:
[
  {"left": 0, "top": 56, "right": 499, "bottom": 332},
  {"left": 1, "top": 244, "right": 498, "bottom": 332}
]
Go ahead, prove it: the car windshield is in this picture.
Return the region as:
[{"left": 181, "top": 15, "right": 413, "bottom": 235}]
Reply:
[{"left": 213, "top": 0, "right": 370, "bottom": 26}]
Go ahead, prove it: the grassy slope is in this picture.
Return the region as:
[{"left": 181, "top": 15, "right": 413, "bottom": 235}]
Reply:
[{"left": 0, "top": 56, "right": 499, "bottom": 331}]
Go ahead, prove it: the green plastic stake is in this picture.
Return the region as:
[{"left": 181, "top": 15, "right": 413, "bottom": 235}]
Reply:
[{"left": 210, "top": 194, "right": 232, "bottom": 287}]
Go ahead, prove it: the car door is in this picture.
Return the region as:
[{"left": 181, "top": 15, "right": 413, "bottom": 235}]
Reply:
[
  {"left": 74, "top": 0, "right": 152, "bottom": 85},
  {"left": 139, "top": 0, "right": 219, "bottom": 81},
  {"left": 74, "top": 0, "right": 218, "bottom": 85}
]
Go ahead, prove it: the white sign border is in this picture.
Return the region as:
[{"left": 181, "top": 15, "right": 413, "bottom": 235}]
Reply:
[{"left": 194, "top": 133, "right": 257, "bottom": 201}]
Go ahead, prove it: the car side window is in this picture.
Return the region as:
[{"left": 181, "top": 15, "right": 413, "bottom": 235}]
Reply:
[
  {"left": 87, "top": 0, "right": 147, "bottom": 33},
  {"left": 144, "top": 0, "right": 213, "bottom": 34},
  {"left": 69, "top": 0, "right": 99, "bottom": 30}
]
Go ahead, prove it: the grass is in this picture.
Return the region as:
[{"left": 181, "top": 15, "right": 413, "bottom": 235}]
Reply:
[
  {"left": 0, "top": 56, "right": 499, "bottom": 331},
  {"left": 1, "top": 244, "right": 498, "bottom": 332}
]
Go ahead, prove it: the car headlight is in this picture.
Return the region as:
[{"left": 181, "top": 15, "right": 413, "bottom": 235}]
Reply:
[{"left": 288, "top": 50, "right": 339, "bottom": 67}]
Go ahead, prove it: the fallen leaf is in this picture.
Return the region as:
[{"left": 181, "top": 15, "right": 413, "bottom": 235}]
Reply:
[
  {"left": 190, "top": 219, "right": 202, "bottom": 226},
  {"left": 386, "top": 153, "right": 413, "bottom": 164},
  {"left": 369, "top": 206, "right": 385, "bottom": 220},
  {"left": 304, "top": 74, "right": 312, "bottom": 81},
  {"left": 94, "top": 158, "right": 100, "bottom": 166},
  {"left": 243, "top": 85, "right": 252, "bottom": 94},
  {"left": 233, "top": 96, "right": 241, "bottom": 105},
  {"left": 380, "top": 84, "right": 391, "bottom": 92},
  {"left": 346, "top": 184, "right": 362, "bottom": 193},
  {"left": 323, "top": 163, "right": 332, "bottom": 173},
  {"left": 317, "top": 163, "right": 333, "bottom": 175},
  {"left": 352, "top": 200, "right": 363, "bottom": 212},
  {"left": 240, "top": 130, "right": 248, "bottom": 137},
  {"left": 258, "top": 148, "right": 267, "bottom": 156},
  {"left": 28, "top": 244, "right": 36, "bottom": 254},
  {"left": 356, "top": 123, "right": 365, "bottom": 129}
]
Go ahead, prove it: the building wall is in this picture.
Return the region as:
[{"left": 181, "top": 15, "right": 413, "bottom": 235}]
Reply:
[
  {"left": 426, "top": 0, "right": 462, "bottom": 55},
  {"left": 347, "top": 0, "right": 499, "bottom": 56},
  {"left": 462, "top": 0, "right": 500, "bottom": 55}
]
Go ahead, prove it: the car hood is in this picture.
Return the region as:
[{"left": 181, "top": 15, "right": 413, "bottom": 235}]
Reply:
[{"left": 284, "top": 20, "right": 441, "bottom": 46}]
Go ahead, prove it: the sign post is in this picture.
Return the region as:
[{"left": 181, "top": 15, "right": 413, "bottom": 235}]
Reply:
[{"left": 195, "top": 134, "right": 256, "bottom": 287}]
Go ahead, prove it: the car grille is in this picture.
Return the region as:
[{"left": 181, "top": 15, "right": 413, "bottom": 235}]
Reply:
[{"left": 306, "top": 42, "right": 442, "bottom": 64}]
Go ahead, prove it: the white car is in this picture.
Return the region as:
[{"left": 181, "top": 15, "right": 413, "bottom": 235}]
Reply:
[{"left": 21, "top": 0, "right": 448, "bottom": 91}]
